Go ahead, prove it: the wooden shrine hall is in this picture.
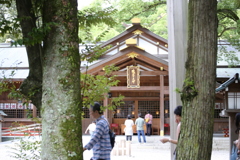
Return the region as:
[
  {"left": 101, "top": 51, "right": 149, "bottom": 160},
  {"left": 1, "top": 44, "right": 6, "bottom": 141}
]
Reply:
[
  {"left": 0, "top": 18, "right": 229, "bottom": 136},
  {"left": 81, "top": 18, "right": 169, "bottom": 135}
]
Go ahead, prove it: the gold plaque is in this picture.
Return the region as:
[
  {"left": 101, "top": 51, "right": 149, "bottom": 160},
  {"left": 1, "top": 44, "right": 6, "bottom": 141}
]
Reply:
[
  {"left": 127, "top": 66, "right": 140, "bottom": 88},
  {"left": 126, "top": 38, "right": 137, "bottom": 46}
]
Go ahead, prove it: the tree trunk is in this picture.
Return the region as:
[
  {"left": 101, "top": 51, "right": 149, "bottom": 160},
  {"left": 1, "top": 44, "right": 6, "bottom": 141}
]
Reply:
[
  {"left": 15, "top": 0, "right": 43, "bottom": 109},
  {"left": 41, "top": 0, "right": 83, "bottom": 159},
  {"left": 178, "top": 0, "right": 218, "bottom": 160}
]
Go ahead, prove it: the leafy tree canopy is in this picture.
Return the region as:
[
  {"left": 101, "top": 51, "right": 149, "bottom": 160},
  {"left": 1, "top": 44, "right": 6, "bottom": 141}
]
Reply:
[
  {"left": 217, "top": 0, "right": 240, "bottom": 65},
  {"left": 80, "top": 0, "right": 168, "bottom": 40},
  {"left": 0, "top": 0, "right": 124, "bottom": 111}
]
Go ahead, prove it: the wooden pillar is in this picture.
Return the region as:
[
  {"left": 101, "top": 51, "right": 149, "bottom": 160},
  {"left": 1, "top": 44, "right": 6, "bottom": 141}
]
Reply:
[
  {"left": 33, "top": 105, "right": 37, "bottom": 118},
  {"left": 135, "top": 100, "right": 138, "bottom": 120},
  {"left": 103, "top": 96, "right": 110, "bottom": 123},
  {"left": 160, "top": 75, "right": 165, "bottom": 136},
  {"left": 167, "top": 0, "right": 188, "bottom": 157}
]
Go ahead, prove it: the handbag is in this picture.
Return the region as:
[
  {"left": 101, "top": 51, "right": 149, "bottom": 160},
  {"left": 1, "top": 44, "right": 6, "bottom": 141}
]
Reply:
[{"left": 145, "top": 118, "right": 149, "bottom": 123}]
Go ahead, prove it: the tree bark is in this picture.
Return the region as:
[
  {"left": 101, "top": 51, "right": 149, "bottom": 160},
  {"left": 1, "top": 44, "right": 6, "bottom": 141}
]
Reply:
[
  {"left": 178, "top": 0, "right": 218, "bottom": 160},
  {"left": 15, "top": 0, "right": 43, "bottom": 109},
  {"left": 40, "top": 0, "right": 82, "bottom": 159}
]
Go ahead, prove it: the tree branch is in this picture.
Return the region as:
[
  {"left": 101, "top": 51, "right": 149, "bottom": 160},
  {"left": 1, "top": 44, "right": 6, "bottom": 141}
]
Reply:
[
  {"left": 16, "top": 0, "right": 43, "bottom": 110},
  {"left": 123, "top": 1, "right": 166, "bottom": 21},
  {"left": 218, "top": 26, "right": 237, "bottom": 37},
  {"left": 217, "top": 9, "right": 239, "bottom": 21}
]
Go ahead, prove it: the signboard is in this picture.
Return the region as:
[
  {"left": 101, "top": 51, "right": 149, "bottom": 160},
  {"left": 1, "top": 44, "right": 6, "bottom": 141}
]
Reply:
[{"left": 127, "top": 66, "right": 140, "bottom": 88}]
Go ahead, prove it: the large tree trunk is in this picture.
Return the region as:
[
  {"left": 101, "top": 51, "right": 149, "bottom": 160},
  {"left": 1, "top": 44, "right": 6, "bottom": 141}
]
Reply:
[
  {"left": 15, "top": 0, "right": 43, "bottom": 109},
  {"left": 178, "top": 0, "right": 218, "bottom": 160},
  {"left": 41, "top": 0, "right": 82, "bottom": 159}
]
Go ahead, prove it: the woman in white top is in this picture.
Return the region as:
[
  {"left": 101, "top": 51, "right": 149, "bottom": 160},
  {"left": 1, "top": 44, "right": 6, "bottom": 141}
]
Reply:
[
  {"left": 85, "top": 121, "right": 96, "bottom": 137},
  {"left": 124, "top": 115, "right": 134, "bottom": 141}
]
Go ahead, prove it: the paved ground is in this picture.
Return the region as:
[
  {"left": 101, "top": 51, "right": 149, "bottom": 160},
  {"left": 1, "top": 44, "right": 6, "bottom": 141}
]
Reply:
[{"left": 0, "top": 135, "right": 230, "bottom": 160}]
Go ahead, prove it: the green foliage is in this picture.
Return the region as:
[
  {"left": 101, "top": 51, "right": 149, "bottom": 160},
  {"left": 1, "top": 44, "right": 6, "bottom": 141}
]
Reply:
[
  {"left": 78, "top": 6, "right": 117, "bottom": 43},
  {"left": 81, "top": 0, "right": 168, "bottom": 40},
  {"left": 116, "top": 0, "right": 166, "bottom": 21},
  {"left": 0, "top": 78, "right": 11, "bottom": 94},
  {"left": 0, "top": 0, "right": 124, "bottom": 114},
  {"left": 217, "top": 1, "right": 240, "bottom": 38},
  {"left": 23, "top": 22, "right": 57, "bottom": 46},
  {"left": 0, "top": 1, "right": 22, "bottom": 42},
  {"left": 0, "top": 63, "right": 32, "bottom": 109},
  {"left": 174, "top": 88, "right": 182, "bottom": 94},
  {"left": 217, "top": 0, "right": 240, "bottom": 66},
  {"left": 0, "top": 68, "right": 17, "bottom": 95},
  {"left": 181, "top": 78, "right": 198, "bottom": 102},
  {"left": 10, "top": 138, "right": 41, "bottom": 160},
  {"left": 80, "top": 43, "right": 112, "bottom": 63},
  {"left": 78, "top": 6, "right": 117, "bottom": 29},
  {"left": 7, "top": 121, "right": 42, "bottom": 160},
  {"left": 81, "top": 64, "right": 124, "bottom": 110},
  {"left": 218, "top": 44, "right": 240, "bottom": 66},
  {"left": 0, "top": 18, "right": 21, "bottom": 37}
]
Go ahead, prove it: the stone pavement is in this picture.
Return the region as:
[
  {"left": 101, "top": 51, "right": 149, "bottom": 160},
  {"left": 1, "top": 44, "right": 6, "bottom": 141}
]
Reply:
[
  {"left": 0, "top": 135, "right": 230, "bottom": 160},
  {"left": 83, "top": 135, "right": 230, "bottom": 160}
]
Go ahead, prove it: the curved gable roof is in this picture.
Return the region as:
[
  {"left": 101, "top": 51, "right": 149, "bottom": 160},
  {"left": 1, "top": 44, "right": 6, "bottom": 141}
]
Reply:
[
  {"left": 82, "top": 45, "right": 168, "bottom": 75},
  {"left": 100, "top": 22, "right": 168, "bottom": 51}
]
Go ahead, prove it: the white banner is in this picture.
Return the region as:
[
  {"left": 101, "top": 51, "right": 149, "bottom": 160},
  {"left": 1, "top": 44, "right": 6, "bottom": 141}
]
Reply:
[
  {"left": 11, "top": 103, "right": 17, "bottom": 109},
  {"left": 0, "top": 103, "right": 4, "bottom": 109},
  {"left": 17, "top": 103, "right": 24, "bottom": 109},
  {"left": 4, "top": 103, "right": 10, "bottom": 109}
]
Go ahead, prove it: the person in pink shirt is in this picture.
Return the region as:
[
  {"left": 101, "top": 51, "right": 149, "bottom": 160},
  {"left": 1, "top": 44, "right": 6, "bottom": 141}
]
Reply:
[{"left": 145, "top": 111, "right": 153, "bottom": 136}]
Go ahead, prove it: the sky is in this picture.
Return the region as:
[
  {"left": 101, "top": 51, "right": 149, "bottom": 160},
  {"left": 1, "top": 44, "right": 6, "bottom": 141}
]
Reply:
[{"left": 78, "top": 0, "right": 94, "bottom": 10}]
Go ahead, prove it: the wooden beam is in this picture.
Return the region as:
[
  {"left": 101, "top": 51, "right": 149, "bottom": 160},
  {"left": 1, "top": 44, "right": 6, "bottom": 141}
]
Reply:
[
  {"left": 0, "top": 100, "right": 19, "bottom": 103},
  {"left": 110, "top": 86, "right": 169, "bottom": 94},
  {"left": 121, "top": 97, "right": 170, "bottom": 100},
  {"left": 137, "top": 56, "right": 169, "bottom": 71},
  {"left": 117, "top": 60, "right": 134, "bottom": 70},
  {"left": 98, "top": 70, "right": 168, "bottom": 76},
  {"left": 141, "top": 71, "right": 168, "bottom": 76},
  {"left": 215, "top": 93, "right": 224, "bottom": 99},
  {"left": 135, "top": 60, "right": 160, "bottom": 71},
  {"left": 123, "top": 97, "right": 159, "bottom": 100},
  {"left": 84, "top": 54, "right": 130, "bottom": 74}
]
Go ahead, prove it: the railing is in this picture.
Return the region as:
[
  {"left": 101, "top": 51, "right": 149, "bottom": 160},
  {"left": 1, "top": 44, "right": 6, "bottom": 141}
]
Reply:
[{"left": 2, "top": 123, "right": 42, "bottom": 136}]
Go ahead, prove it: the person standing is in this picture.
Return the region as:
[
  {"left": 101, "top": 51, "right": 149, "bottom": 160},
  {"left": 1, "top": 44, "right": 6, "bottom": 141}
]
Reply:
[
  {"left": 124, "top": 115, "right": 134, "bottom": 141},
  {"left": 231, "top": 113, "right": 240, "bottom": 160},
  {"left": 135, "top": 113, "right": 146, "bottom": 144},
  {"left": 160, "top": 105, "right": 182, "bottom": 160},
  {"left": 85, "top": 121, "right": 96, "bottom": 137},
  {"left": 145, "top": 111, "right": 153, "bottom": 136},
  {"left": 83, "top": 102, "right": 111, "bottom": 160}
]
